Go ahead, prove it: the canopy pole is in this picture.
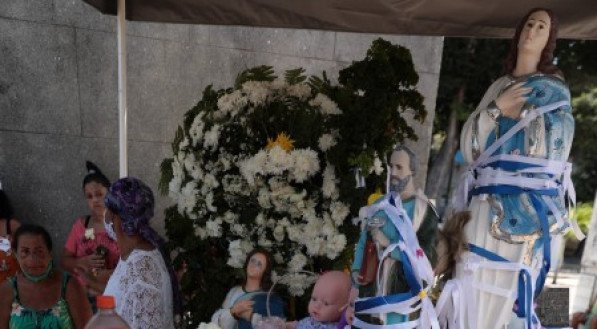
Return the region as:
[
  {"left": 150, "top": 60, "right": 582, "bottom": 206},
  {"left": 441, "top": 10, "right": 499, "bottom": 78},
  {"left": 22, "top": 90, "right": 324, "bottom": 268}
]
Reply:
[{"left": 117, "top": 0, "right": 128, "bottom": 177}]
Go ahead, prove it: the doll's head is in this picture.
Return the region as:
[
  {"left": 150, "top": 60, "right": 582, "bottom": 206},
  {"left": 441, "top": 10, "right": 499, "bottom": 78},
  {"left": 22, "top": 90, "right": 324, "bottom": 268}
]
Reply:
[{"left": 308, "top": 271, "right": 351, "bottom": 323}]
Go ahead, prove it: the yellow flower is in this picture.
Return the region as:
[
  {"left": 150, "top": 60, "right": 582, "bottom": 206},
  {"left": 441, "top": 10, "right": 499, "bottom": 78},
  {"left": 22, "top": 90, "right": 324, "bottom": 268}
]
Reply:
[{"left": 266, "top": 132, "right": 295, "bottom": 152}]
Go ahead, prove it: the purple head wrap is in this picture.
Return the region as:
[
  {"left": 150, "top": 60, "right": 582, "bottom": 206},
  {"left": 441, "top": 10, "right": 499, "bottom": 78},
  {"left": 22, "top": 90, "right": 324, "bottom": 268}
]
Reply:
[{"left": 104, "top": 177, "right": 182, "bottom": 318}]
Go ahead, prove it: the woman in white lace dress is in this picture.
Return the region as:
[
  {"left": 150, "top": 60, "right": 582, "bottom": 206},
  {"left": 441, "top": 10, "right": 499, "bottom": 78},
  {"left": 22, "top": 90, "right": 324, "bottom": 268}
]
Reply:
[{"left": 102, "top": 177, "right": 182, "bottom": 329}]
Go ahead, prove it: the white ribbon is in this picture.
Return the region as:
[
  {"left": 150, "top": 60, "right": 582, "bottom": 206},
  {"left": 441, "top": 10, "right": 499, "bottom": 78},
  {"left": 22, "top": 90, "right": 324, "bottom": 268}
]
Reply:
[
  {"left": 436, "top": 279, "right": 466, "bottom": 329},
  {"left": 437, "top": 252, "right": 542, "bottom": 329}
]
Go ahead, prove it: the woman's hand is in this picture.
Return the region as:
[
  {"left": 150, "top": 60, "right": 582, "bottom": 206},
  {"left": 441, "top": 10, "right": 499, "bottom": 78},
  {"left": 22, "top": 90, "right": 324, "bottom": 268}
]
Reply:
[
  {"left": 76, "top": 254, "right": 105, "bottom": 273},
  {"left": 231, "top": 300, "right": 254, "bottom": 321},
  {"left": 495, "top": 82, "right": 532, "bottom": 118}
]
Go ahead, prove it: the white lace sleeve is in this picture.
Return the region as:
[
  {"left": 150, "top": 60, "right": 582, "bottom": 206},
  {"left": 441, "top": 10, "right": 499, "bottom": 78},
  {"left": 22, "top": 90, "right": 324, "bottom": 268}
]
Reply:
[{"left": 117, "top": 251, "right": 173, "bottom": 329}]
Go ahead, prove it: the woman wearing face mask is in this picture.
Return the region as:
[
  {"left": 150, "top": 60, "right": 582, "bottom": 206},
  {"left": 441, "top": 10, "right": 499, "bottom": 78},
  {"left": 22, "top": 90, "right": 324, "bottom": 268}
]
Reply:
[
  {"left": 0, "top": 224, "right": 92, "bottom": 328},
  {"left": 102, "top": 177, "right": 182, "bottom": 329},
  {"left": 212, "top": 248, "right": 285, "bottom": 329},
  {"left": 61, "top": 162, "right": 119, "bottom": 309},
  {"left": 436, "top": 8, "right": 576, "bottom": 329}
]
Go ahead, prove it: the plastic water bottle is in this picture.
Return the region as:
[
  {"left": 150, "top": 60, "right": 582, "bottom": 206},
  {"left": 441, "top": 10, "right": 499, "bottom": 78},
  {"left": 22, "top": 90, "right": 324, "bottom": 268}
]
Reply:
[{"left": 84, "top": 295, "right": 131, "bottom": 329}]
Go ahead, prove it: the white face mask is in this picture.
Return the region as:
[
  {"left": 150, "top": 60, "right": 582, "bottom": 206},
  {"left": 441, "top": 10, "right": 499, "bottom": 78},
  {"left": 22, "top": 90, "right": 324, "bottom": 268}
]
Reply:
[{"left": 103, "top": 210, "right": 118, "bottom": 241}]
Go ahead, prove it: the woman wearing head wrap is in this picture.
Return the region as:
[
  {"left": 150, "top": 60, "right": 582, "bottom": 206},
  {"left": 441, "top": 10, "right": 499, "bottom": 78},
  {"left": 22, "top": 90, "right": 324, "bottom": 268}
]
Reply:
[
  {"left": 61, "top": 162, "right": 120, "bottom": 309},
  {"left": 103, "top": 177, "right": 181, "bottom": 329}
]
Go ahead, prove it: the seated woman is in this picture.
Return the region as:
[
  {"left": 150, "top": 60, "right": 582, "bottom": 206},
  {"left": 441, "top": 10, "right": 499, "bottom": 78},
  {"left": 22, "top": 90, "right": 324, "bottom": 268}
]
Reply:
[
  {"left": 0, "top": 184, "right": 21, "bottom": 284},
  {"left": 0, "top": 224, "right": 92, "bottom": 329},
  {"left": 212, "top": 248, "right": 285, "bottom": 329},
  {"left": 61, "top": 162, "right": 119, "bottom": 308},
  {"left": 103, "top": 177, "right": 182, "bottom": 329}
]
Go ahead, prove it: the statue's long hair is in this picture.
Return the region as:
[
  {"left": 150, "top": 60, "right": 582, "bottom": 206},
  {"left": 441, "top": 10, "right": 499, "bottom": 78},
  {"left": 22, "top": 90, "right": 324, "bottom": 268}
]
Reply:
[{"left": 435, "top": 211, "right": 472, "bottom": 277}]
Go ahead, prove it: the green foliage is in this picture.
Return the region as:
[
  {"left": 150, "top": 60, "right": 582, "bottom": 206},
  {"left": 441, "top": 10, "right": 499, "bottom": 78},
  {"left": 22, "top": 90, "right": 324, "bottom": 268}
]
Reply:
[
  {"left": 565, "top": 202, "right": 593, "bottom": 239},
  {"left": 571, "top": 88, "right": 597, "bottom": 202},
  {"left": 328, "top": 38, "right": 426, "bottom": 206},
  {"left": 234, "top": 65, "right": 276, "bottom": 88},
  {"left": 555, "top": 40, "right": 597, "bottom": 95},
  {"left": 434, "top": 38, "right": 509, "bottom": 134},
  {"left": 285, "top": 68, "right": 307, "bottom": 85}
]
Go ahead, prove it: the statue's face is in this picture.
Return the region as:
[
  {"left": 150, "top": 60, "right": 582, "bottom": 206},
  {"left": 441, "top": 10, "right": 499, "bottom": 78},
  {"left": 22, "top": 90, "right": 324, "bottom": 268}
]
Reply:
[
  {"left": 518, "top": 10, "right": 551, "bottom": 55},
  {"left": 246, "top": 252, "right": 267, "bottom": 280},
  {"left": 389, "top": 150, "right": 413, "bottom": 193}
]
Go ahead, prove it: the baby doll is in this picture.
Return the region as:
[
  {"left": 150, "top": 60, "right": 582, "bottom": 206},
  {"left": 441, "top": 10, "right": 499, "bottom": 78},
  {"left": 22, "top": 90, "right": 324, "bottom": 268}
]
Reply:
[{"left": 288, "top": 271, "right": 352, "bottom": 329}]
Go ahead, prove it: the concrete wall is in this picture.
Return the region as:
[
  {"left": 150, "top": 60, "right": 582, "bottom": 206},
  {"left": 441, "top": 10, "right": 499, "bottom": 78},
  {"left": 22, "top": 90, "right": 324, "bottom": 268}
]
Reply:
[{"left": 0, "top": 0, "right": 443, "bottom": 254}]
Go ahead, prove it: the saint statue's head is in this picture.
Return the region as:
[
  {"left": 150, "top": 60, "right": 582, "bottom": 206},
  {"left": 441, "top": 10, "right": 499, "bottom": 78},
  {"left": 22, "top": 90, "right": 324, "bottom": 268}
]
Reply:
[{"left": 388, "top": 145, "right": 417, "bottom": 198}]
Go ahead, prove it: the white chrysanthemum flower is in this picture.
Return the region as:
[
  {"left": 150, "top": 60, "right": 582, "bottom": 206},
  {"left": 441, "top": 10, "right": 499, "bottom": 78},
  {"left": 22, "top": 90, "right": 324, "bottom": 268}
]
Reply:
[
  {"left": 220, "top": 157, "right": 231, "bottom": 171},
  {"left": 257, "top": 188, "right": 272, "bottom": 209},
  {"left": 278, "top": 217, "right": 291, "bottom": 227},
  {"left": 168, "top": 176, "right": 182, "bottom": 201},
  {"left": 317, "top": 134, "right": 337, "bottom": 152},
  {"left": 271, "top": 79, "right": 287, "bottom": 90},
  {"left": 194, "top": 225, "right": 207, "bottom": 239},
  {"left": 330, "top": 201, "right": 350, "bottom": 226},
  {"left": 309, "top": 93, "right": 342, "bottom": 115},
  {"left": 231, "top": 223, "right": 246, "bottom": 236},
  {"left": 305, "top": 236, "right": 325, "bottom": 256},
  {"left": 206, "top": 218, "right": 223, "bottom": 237},
  {"left": 290, "top": 148, "right": 320, "bottom": 183},
  {"left": 227, "top": 240, "right": 245, "bottom": 268},
  {"left": 203, "top": 173, "right": 220, "bottom": 189},
  {"left": 183, "top": 153, "right": 199, "bottom": 176},
  {"left": 216, "top": 90, "right": 248, "bottom": 118},
  {"left": 326, "top": 234, "right": 347, "bottom": 259},
  {"left": 242, "top": 81, "right": 271, "bottom": 106},
  {"left": 288, "top": 252, "right": 307, "bottom": 272},
  {"left": 179, "top": 136, "right": 190, "bottom": 150},
  {"left": 273, "top": 225, "right": 285, "bottom": 242},
  {"left": 239, "top": 150, "right": 267, "bottom": 185},
  {"left": 370, "top": 154, "right": 384, "bottom": 176},
  {"left": 189, "top": 113, "right": 205, "bottom": 146},
  {"left": 205, "top": 192, "right": 217, "bottom": 212},
  {"left": 321, "top": 164, "right": 338, "bottom": 199},
  {"left": 223, "top": 211, "right": 239, "bottom": 224},
  {"left": 266, "top": 146, "right": 293, "bottom": 175},
  {"left": 203, "top": 124, "right": 221, "bottom": 150},
  {"left": 274, "top": 253, "right": 284, "bottom": 264},
  {"left": 179, "top": 181, "right": 199, "bottom": 216},
  {"left": 286, "top": 225, "right": 302, "bottom": 242},
  {"left": 321, "top": 215, "right": 335, "bottom": 237},
  {"left": 286, "top": 83, "right": 311, "bottom": 101},
  {"left": 258, "top": 238, "right": 273, "bottom": 248},
  {"left": 255, "top": 213, "right": 266, "bottom": 226},
  {"left": 278, "top": 273, "right": 317, "bottom": 296}
]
